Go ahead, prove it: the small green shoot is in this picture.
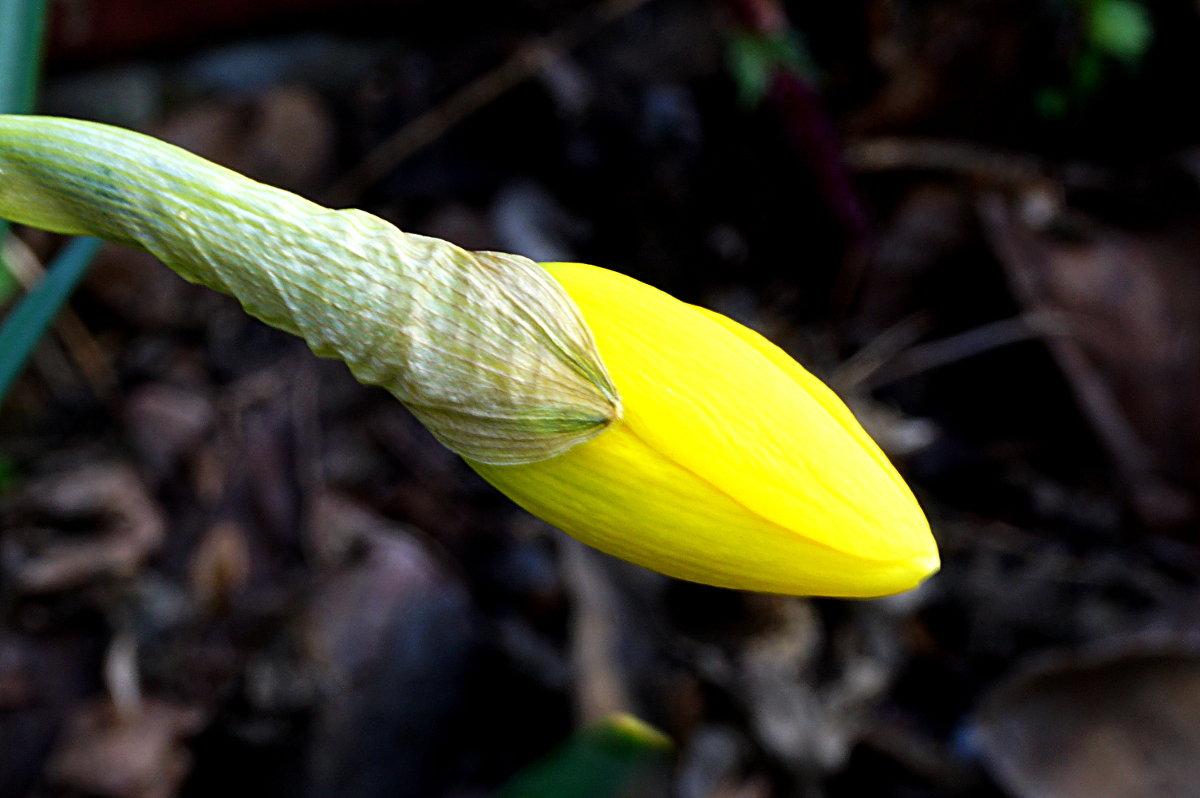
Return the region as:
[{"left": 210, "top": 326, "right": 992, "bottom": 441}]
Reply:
[{"left": 495, "top": 714, "right": 672, "bottom": 798}]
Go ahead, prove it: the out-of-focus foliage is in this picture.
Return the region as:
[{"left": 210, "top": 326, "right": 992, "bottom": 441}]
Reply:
[
  {"left": 1038, "top": 0, "right": 1153, "bottom": 118},
  {"left": 0, "top": 455, "right": 15, "bottom": 494},
  {"left": 1087, "top": 0, "right": 1153, "bottom": 63},
  {"left": 726, "top": 29, "right": 812, "bottom": 106}
]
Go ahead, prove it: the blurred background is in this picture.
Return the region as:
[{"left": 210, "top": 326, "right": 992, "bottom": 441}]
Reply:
[{"left": 4, "top": 0, "right": 1200, "bottom": 795}]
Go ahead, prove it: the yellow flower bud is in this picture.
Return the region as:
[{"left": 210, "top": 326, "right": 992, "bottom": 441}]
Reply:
[
  {"left": 471, "top": 263, "right": 939, "bottom": 597},
  {"left": 0, "top": 114, "right": 937, "bottom": 598}
]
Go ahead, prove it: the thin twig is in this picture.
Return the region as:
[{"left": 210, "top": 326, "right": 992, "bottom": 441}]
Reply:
[
  {"left": 104, "top": 629, "right": 144, "bottom": 721},
  {"left": 844, "top": 138, "right": 1046, "bottom": 186},
  {"left": 977, "top": 191, "right": 1192, "bottom": 525},
  {"left": 833, "top": 308, "right": 1072, "bottom": 392},
  {"left": 866, "top": 311, "right": 1071, "bottom": 389},
  {"left": 830, "top": 312, "right": 931, "bottom": 392},
  {"left": 326, "top": 0, "right": 655, "bottom": 206}
]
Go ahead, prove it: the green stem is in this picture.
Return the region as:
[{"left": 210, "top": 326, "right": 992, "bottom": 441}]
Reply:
[{"left": 0, "top": 115, "right": 619, "bottom": 463}]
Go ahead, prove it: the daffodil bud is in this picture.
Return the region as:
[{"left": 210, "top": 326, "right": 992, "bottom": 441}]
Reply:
[
  {"left": 0, "top": 114, "right": 939, "bottom": 596},
  {"left": 471, "top": 263, "right": 940, "bottom": 596}
]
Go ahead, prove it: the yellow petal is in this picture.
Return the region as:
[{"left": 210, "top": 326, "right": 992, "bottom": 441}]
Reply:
[{"left": 470, "top": 263, "right": 939, "bottom": 597}]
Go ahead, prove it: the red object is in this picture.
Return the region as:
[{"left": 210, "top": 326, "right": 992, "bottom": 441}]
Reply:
[
  {"left": 723, "top": 0, "right": 788, "bottom": 35},
  {"left": 47, "top": 0, "right": 391, "bottom": 62},
  {"left": 769, "top": 70, "right": 868, "bottom": 247}
]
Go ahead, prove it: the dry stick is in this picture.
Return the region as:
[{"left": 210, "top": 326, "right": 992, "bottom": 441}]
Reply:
[
  {"left": 326, "top": 0, "right": 655, "bottom": 206},
  {"left": 830, "top": 312, "right": 931, "bottom": 394},
  {"left": 562, "top": 539, "right": 634, "bottom": 724},
  {"left": 104, "top": 630, "right": 143, "bottom": 721},
  {"left": 845, "top": 138, "right": 1046, "bottom": 186},
  {"left": 862, "top": 311, "right": 1072, "bottom": 390},
  {"left": 846, "top": 137, "right": 1116, "bottom": 196}
]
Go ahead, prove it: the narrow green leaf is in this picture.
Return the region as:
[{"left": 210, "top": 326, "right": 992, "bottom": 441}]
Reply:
[
  {"left": 495, "top": 714, "right": 672, "bottom": 798},
  {"left": 0, "top": 0, "right": 51, "bottom": 304},
  {"left": 0, "top": 240, "right": 16, "bottom": 307},
  {"left": 0, "top": 236, "right": 102, "bottom": 402},
  {"left": 0, "top": 0, "right": 49, "bottom": 114}
]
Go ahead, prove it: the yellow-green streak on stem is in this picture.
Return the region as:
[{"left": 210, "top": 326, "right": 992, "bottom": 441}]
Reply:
[{"left": 0, "top": 115, "right": 620, "bottom": 463}]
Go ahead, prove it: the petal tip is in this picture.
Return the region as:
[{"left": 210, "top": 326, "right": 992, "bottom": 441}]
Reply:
[{"left": 874, "top": 540, "right": 941, "bottom": 597}]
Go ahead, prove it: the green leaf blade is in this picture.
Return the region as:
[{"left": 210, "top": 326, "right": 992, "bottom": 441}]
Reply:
[{"left": 0, "top": 236, "right": 102, "bottom": 401}]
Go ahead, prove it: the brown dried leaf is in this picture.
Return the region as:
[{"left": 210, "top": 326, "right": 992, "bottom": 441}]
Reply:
[
  {"left": 188, "top": 521, "right": 252, "bottom": 614},
  {"left": 980, "top": 194, "right": 1200, "bottom": 528},
  {"left": 974, "top": 644, "right": 1200, "bottom": 798},
  {"left": 2, "top": 463, "right": 165, "bottom": 593},
  {"left": 45, "top": 699, "right": 207, "bottom": 798}
]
